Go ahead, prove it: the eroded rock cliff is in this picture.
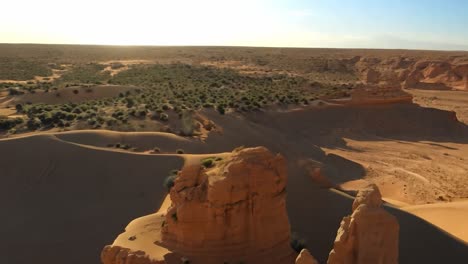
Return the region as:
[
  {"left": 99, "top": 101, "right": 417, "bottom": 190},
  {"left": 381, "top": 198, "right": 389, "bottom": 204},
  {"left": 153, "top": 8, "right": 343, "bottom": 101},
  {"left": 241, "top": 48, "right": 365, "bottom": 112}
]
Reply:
[
  {"left": 161, "top": 147, "right": 296, "bottom": 263},
  {"left": 101, "top": 147, "right": 297, "bottom": 264}
]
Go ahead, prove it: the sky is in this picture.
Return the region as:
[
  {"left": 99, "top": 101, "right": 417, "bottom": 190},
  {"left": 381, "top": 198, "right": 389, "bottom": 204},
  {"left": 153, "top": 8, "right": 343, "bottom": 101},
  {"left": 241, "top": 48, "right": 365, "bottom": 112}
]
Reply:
[{"left": 1, "top": 0, "right": 468, "bottom": 50}]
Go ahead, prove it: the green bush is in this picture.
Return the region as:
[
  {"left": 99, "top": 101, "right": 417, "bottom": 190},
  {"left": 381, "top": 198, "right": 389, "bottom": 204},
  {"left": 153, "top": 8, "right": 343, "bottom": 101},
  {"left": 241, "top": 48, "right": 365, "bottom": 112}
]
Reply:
[
  {"left": 201, "top": 157, "right": 215, "bottom": 168},
  {"left": 176, "top": 149, "right": 184, "bottom": 154},
  {"left": 216, "top": 104, "right": 226, "bottom": 115},
  {"left": 26, "top": 118, "right": 41, "bottom": 130},
  {"left": 163, "top": 175, "right": 177, "bottom": 191},
  {"left": 0, "top": 117, "right": 23, "bottom": 130}
]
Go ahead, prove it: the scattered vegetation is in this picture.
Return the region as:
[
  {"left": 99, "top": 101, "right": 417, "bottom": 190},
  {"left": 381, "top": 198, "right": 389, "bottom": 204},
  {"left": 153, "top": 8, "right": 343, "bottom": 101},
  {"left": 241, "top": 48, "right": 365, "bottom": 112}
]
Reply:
[
  {"left": 0, "top": 58, "right": 52, "bottom": 80},
  {"left": 0, "top": 46, "right": 355, "bottom": 135},
  {"left": 54, "top": 63, "right": 109, "bottom": 86},
  {"left": 0, "top": 116, "right": 23, "bottom": 130}
]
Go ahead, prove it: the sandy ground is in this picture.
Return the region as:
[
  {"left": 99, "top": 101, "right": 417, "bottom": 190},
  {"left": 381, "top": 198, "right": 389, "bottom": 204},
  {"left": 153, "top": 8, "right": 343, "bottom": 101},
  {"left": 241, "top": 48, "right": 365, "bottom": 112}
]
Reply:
[
  {"left": 323, "top": 137, "right": 468, "bottom": 243},
  {"left": 408, "top": 89, "right": 468, "bottom": 124},
  {"left": 324, "top": 138, "right": 468, "bottom": 205},
  {"left": 403, "top": 200, "right": 468, "bottom": 243}
]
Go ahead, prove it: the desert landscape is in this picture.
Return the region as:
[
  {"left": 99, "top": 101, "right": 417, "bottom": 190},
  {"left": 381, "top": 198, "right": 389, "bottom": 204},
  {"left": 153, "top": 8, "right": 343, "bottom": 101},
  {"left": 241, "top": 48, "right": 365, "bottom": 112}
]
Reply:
[{"left": 1, "top": 44, "right": 468, "bottom": 264}]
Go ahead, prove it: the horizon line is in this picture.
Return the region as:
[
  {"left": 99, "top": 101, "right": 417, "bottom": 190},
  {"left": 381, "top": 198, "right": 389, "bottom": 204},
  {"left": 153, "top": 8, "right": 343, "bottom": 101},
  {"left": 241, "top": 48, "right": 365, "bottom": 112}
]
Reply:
[{"left": 1, "top": 42, "right": 467, "bottom": 53}]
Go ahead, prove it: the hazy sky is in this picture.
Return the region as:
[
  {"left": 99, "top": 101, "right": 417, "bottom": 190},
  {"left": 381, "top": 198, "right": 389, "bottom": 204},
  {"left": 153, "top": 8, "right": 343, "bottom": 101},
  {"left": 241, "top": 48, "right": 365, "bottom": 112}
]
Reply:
[{"left": 2, "top": 0, "right": 468, "bottom": 50}]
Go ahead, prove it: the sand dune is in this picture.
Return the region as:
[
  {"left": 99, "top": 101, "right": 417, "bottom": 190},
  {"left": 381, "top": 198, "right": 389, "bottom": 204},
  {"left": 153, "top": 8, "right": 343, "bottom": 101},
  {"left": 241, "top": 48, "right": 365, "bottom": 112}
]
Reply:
[
  {"left": 0, "top": 134, "right": 184, "bottom": 264},
  {"left": 323, "top": 138, "right": 468, "bottom": 205},
  {"left": 55, "top": 130, "right": 200, "bottom": 153},
  {"left": 403, "top": 200, "right": 468, "bottom": 243},
  {"left": 2, "top": 100, "right": 468, "bottom": 263},
  {"left": 0, "top": 125, "right": 466, "bottom": 263}
]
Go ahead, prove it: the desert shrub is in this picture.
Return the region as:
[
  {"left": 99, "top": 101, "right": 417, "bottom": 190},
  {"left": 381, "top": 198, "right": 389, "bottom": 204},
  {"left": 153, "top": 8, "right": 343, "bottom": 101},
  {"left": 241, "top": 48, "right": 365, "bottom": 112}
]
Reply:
[
  {"left": 163, "top": 175, "right": 177, "bottom": 191},
  {"left": 152, "top": 147, "right": 161, "bottom": 153},
  {"left": 120, "top": 144, "right": 131, "bottom": 150},
  {"left": 0, "top": 117, "right": 23, "bottom": 130},
  {"left": 176, "top": 149, "right": 184, "bottom": 154},
  {"left": 15, "top": 104, "right": 23, "bottom": 112},
  {"left": 201, "top": 157, "right": 215, "bottom": 168},
  {"left": 159, "top": 113, "right": 169, "bottom": 122},
  {"left": 26, "top": 118, "right": 41, "bottom": 130},
  {"left": 216, "top": 104, "right": 226, "bottom": 115},
  {"left": 105, "top": 118, "right": 117, "bottom": 126},
  {"left": 290, "top": 233, "right": 306, "bottom": 253},
  {"left": 8, "top": 88, "right": 24, "bottom": 95}
]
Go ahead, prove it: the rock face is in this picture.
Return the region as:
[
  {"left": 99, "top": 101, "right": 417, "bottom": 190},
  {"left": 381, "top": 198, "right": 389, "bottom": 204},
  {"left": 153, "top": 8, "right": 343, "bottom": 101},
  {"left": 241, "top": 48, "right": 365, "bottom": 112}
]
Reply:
[
  {"left": 161, "top": 147, "right": 296, "bottom": 263},
  {"left": 353, "top": 56, "right": 468, "bottom": 90},
  {"left": 327, "top": 184, "right": 399, "bottom": 264},
  {"left": 350, "top": 83, "right": 413, "bottom": 105},
  {"left": 101, "top": 246, "right": 163, "bottom": 264},
  {"left": 296, "top": 249, "right": 319, "bottom": 264}
]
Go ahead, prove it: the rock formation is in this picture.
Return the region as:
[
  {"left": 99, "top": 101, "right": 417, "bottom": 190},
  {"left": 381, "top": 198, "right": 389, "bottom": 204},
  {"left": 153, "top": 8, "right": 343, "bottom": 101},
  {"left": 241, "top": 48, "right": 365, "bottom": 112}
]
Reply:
[
  {"left": 100, "top": 147, "right": 401, "bottom": 264},
  {"left": 295, "top": 249, "right": 319, "bottom": 264},
  {"left": 327, "top": 184, "right": 399, "bottom": 264},
  {"left": 101, "top": 147, "right": 297, "bottom": 264},
  {"left": 161, "top": 147, "right": 296, "bottom": 263}
]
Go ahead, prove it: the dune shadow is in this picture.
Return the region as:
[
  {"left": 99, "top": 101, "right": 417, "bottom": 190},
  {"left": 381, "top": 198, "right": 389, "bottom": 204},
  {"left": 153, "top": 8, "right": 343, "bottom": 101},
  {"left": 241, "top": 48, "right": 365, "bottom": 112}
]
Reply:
[{"left": 0, "top": 135, "right": 184, "bottom": 264}]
